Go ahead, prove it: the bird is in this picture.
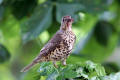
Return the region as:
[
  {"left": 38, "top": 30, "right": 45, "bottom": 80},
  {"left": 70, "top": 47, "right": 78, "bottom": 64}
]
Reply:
[{"left": 21, "top": 16, "right": 76, "bottom": 72}]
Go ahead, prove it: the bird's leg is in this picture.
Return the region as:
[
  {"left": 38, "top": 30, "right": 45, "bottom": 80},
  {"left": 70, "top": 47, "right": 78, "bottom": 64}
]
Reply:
[
  {"left": 61, "top": 59, "right": 66, "bottom": 66},
  {"left": 53, "top": 61, "right": 58, "bottom": 68}
]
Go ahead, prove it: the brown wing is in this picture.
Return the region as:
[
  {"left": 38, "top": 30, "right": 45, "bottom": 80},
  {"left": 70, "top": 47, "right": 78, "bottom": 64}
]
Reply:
[
  {"left": 39, "top": 31, "right": 63, "bottom": 57},
  {"left": 20, "top": 31, "right": 64, "bottom": 72}
]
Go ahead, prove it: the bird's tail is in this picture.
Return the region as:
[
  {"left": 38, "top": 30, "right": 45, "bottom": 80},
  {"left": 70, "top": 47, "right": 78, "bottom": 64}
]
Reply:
[
  {"left": 21, "top": 55, "right": 43, "bottom": 72},
  {"left": 20, "top": 61, "right": 38, "bottom": 72}
]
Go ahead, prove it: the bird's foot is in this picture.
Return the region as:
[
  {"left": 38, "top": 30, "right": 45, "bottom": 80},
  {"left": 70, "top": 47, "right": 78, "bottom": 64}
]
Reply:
[
  {"left": 53, "top": 61, "right": 58, "bottom": 68},
  {"left": 61, "top": 59, "right": 66, "bottom": 66},
  {"left": 54, "top": 64, "right": 58, "bottom": 68}
]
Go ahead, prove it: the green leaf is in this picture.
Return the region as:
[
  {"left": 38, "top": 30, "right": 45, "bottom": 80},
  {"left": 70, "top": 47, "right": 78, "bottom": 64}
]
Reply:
[
  {"left": 0, "top": 14, "right": 20, "bottom": 38},
  {"left": 11, "top": 0, "right": 37, "bottom": 19},
  {"left": 80, "top": 19, "right": 118, "bottom": 62},
  {"left": 62, "top": 65, "right": 77, "bottom": 78},
  {"left": 0, "top": 10, "right": 21, "bottom": 59},
  {"left": 94, "top": 21, "right": 113, "bottom": 46},
  {"left": 81, "top": 34, "right": 118, "bottom": 62},
  {"left": 47, "top": 22, "right": 59, "bottom": 37},
  {"left": 21, "top": 2, "right": 53, "bottom": 43},
  {"left": 56, "top": 0, "right": 108, "bottom": 23},
  {"left": 85, "top": 61, "right": 97, "bottom": 72},
  {"left": 72, "top": 0, "right": 108, "bottom": 13},
  {"left": 36, "top": 61, "right": 106, "bottom": 80},
  {"left": 23, "top": 61, "right": 107, "bottom": 80},
  {"left": 0, "top": 44, "right": 10, "bottom": 63},
  {"left": 101, "top": 72, "right": 120, "bottom": 80},
  {"left": 0, "top": 5, "right": 4, "bottom": 20},
  {"left": 76, "top": 67, "right": 89, "bottom": 79},
  {"left": 95, "top": 64, "right": 106, "bottom": 76},
  {"left": 73, "top": 14, "right": 98, "bottom": 54},
  {"left": 39, "top": 62, "right": 55, "bottom": 76},
  {"left": 84, "top": 61, "right": 106, "bottom": 78},
  {"left": 46, "top": 70, "right": 59, "bottom": 80},
  {"left": 56, "top": 3, "right": 85, "bottom": 23},
  {"left": 90, "top": 72, "right": 120, "bottom": 80},
  {"left": 103, "top": 62, "right": 120, "bottom": 74},
  {"left": 38, "top": 62, "right": 59, "bottom": 80}
]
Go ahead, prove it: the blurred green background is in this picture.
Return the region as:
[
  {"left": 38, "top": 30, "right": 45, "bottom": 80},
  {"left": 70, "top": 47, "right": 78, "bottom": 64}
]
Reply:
[{"left": 0, "top": 0, "right": 120, "bottom": 80}]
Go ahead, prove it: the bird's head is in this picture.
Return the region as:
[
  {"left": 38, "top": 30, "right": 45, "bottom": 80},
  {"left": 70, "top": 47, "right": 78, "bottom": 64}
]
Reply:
[{"left": 60, "top": 16, "right": 74, "bottom": 31}]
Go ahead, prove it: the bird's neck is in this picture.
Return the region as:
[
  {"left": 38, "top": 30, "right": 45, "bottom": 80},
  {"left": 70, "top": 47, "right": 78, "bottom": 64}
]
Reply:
[
  {"left": 60, "top": 25, "right": 72, "bottom": 31},
  {"left": 60, "top": 28, "right": 72, "bottom": 34}
]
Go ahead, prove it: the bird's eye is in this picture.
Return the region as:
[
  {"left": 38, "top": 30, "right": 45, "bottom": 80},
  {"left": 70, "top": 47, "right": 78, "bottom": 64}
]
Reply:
[
  {"left": 67, "top": 19, "right": 70, "bottom": 22},
  {"left": 64, "top": 19, "right": 67, "bottom": 21}
]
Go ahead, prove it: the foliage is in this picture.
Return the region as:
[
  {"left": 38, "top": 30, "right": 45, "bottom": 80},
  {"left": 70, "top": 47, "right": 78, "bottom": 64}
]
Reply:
[
  {"left": 21, "top": 2, "right": 53, "bottom": 43},
  {"left": 0, "top": 44, "right": 10, "bottom": 63},
  {"left": 0, "top": 0, "right": 120, "bottom": 80},
  {"left": 23, "top": 61, "right": 106, "bottom": 80},
  {"left": 23, "top": 61, "right": 120, "bottom": 80},
  {"left": 100, "top": 72, "right": 120, "bottom": 80},
  {"left": 1, "top": 0, "right": 110, "bottom": 43},
  {"left": 94, "top": 21, "right": 114, "bottom": 46}
]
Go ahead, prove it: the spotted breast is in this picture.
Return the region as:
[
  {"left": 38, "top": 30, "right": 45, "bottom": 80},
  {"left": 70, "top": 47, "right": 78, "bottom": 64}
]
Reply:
[{"left": 45, "top": 30, "right": 76, "bottom": 61}]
